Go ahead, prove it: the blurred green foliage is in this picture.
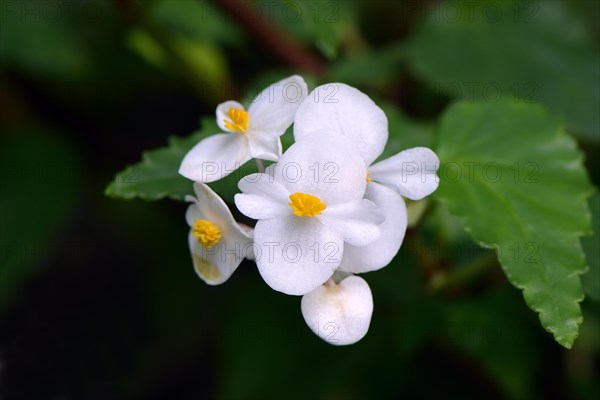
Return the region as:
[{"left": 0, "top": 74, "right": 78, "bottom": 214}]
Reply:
[
  {"left": 405, "top": 0, "right": 600, "bottom": 142},
  {"left": 0, "top": 3, "right": 90, "bottom": 78},
  {"left": 0, "top": 129, "right": 81, "bottom": 314},
  {"left": 1, "top": 0, "right": 599, "bottom": 399}
]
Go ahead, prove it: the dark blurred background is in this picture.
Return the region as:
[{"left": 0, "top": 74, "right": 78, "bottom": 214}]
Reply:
[{"left": 0, "top": 1, "right": 599, "bottom": 399}]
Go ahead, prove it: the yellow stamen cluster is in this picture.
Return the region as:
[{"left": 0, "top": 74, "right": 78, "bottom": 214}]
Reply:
[
  {"left": 366, "top": 171, "right": 372, "bottom": 183},
  {"left": 224, "top": 107, "right": 249, "bottom": 133},
  {"left": 288, "top": 192, "right": 326, "bottom": 218},
  {"left": 192, "top": 219, "right": 222, "bottom": 249}
]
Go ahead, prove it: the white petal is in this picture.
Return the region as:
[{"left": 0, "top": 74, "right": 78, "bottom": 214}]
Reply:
[
  {"left": 188, "top": 231, "right": 249, "bottom": 285},
  {"left": 247, "top": 130, "right": 282, "bottom": 161},
  {"left": 339, "top": 182, "right": 407, "bottom": 273},
  {"left": 301, "top": 275, "right": 373, "bottom": 346},
  {"left": 234, "top": 193, "right": 290, "bottom": 220},
  {"left": 248, "top": 75, "right": 308, "bottom": 136},
  {"left": 369, "top": 147, "right": 440, "bottom": 200},
  {"left": 253, "top": 215, "right": 343, "bottom": 295},
  {"left": 216, "top": 100, "right": 246, "bottom": 133},
  {"left": 238, "top": 172, "right": 288, "bottom": 199},
  {"left": 317, "top": 200, "right": 384, "bottom": 246},
  {"left": 179, "top": 133, "right": 251, "bottom": 183},
  {"left": 185, "top": 199, "right": 203, "bottom": 226},
  {"left": 272, "top": 130, "right": 368, "bottom": 206},
  {"left": 235, "top": 172, "right": 291, "bottom": 220},
  {"left": 238, "top": 223, "right": 254, "bottom": 238},
  {"left": 187, "top": 182, "right": 253, "bottom": 240},
  {"left": 294, "top": 83, "right": 388, "bottom": 165},
  {"left": 185, "top": 183, "right": 253, "bottom": 284},
  {"left": 240, "top": 154, "right": 285, "bottom": 198}
]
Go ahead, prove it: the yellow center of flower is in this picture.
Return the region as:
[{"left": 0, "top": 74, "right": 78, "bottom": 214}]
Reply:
[
  {"left": 366, "top": 171, "right": 372, "bottom": 183},
  {"left": 192, "top": 219, "right": 222, "bottom": 249},
  {"left": 224, "top": 107, "right": 249, "bottom": 133},
  {"left": 288, "top": 192, "right": 326, "bottom": 218}
]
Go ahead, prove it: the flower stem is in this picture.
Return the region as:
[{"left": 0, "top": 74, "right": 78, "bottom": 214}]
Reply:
[
  {"left": 255, "top": 159, "right": 265, "bottom": 173},
  {"left": 213, "top": 0, "right": 326, "bottom": 77}
]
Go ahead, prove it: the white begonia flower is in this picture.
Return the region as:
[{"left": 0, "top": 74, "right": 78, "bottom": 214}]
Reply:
[
  {"left": 341, "top": 183, "right": 407, "bottom": 273},
  {"left": 179, "top": 75, "right": 308, "bottom": 183},
  {"left": 186, "top": 182, "right": 253, "bottom": 285},
  {"left": 301, "top": 274, "right": 373, "bottom": 346},
  {"left": 294, "top": 83, "right": 439, "bottom": 273},
  {"left": 234, "top": 131, "right": 384, "bottom": 296}
]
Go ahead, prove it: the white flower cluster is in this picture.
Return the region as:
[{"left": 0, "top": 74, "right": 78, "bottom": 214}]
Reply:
[{"left": 179, "top": 76, "right": 440, "bottom": 345}]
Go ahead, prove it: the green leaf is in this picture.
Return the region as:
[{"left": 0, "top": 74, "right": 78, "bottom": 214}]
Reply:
[
  {"left": 105, "top": 132, "right": 203, "bottom": 201},
  {"left": 314, "top": 21, "right": 340, "bottom": 60},
  {"left": 582, "top": 191, "right": 600, "bottom": 302},
  {"left": 435, "top": 101, "right": 593, "bottom": 348},
  {"left": 406, "top": 0, "right": 600, "bottom": 142},
  {"left": 0, "top": 129, "right": 80, "bottom": 315},
  {"left": 105, "top": 117, "right": 255, "bottom": 202}
]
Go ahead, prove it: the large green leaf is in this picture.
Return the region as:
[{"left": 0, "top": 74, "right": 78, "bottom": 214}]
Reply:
[
  {"left": 435, "top": 101, "right": 593, "bottom": 348},
  {"left": 105, "top": 117, "right": 256, "bottom": 202},
  {"left": 406, "top": 0, "right": 600, "bottom": 142},
  {"left": 582, "top": 191, "right": 600, "bottom": 302}
]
